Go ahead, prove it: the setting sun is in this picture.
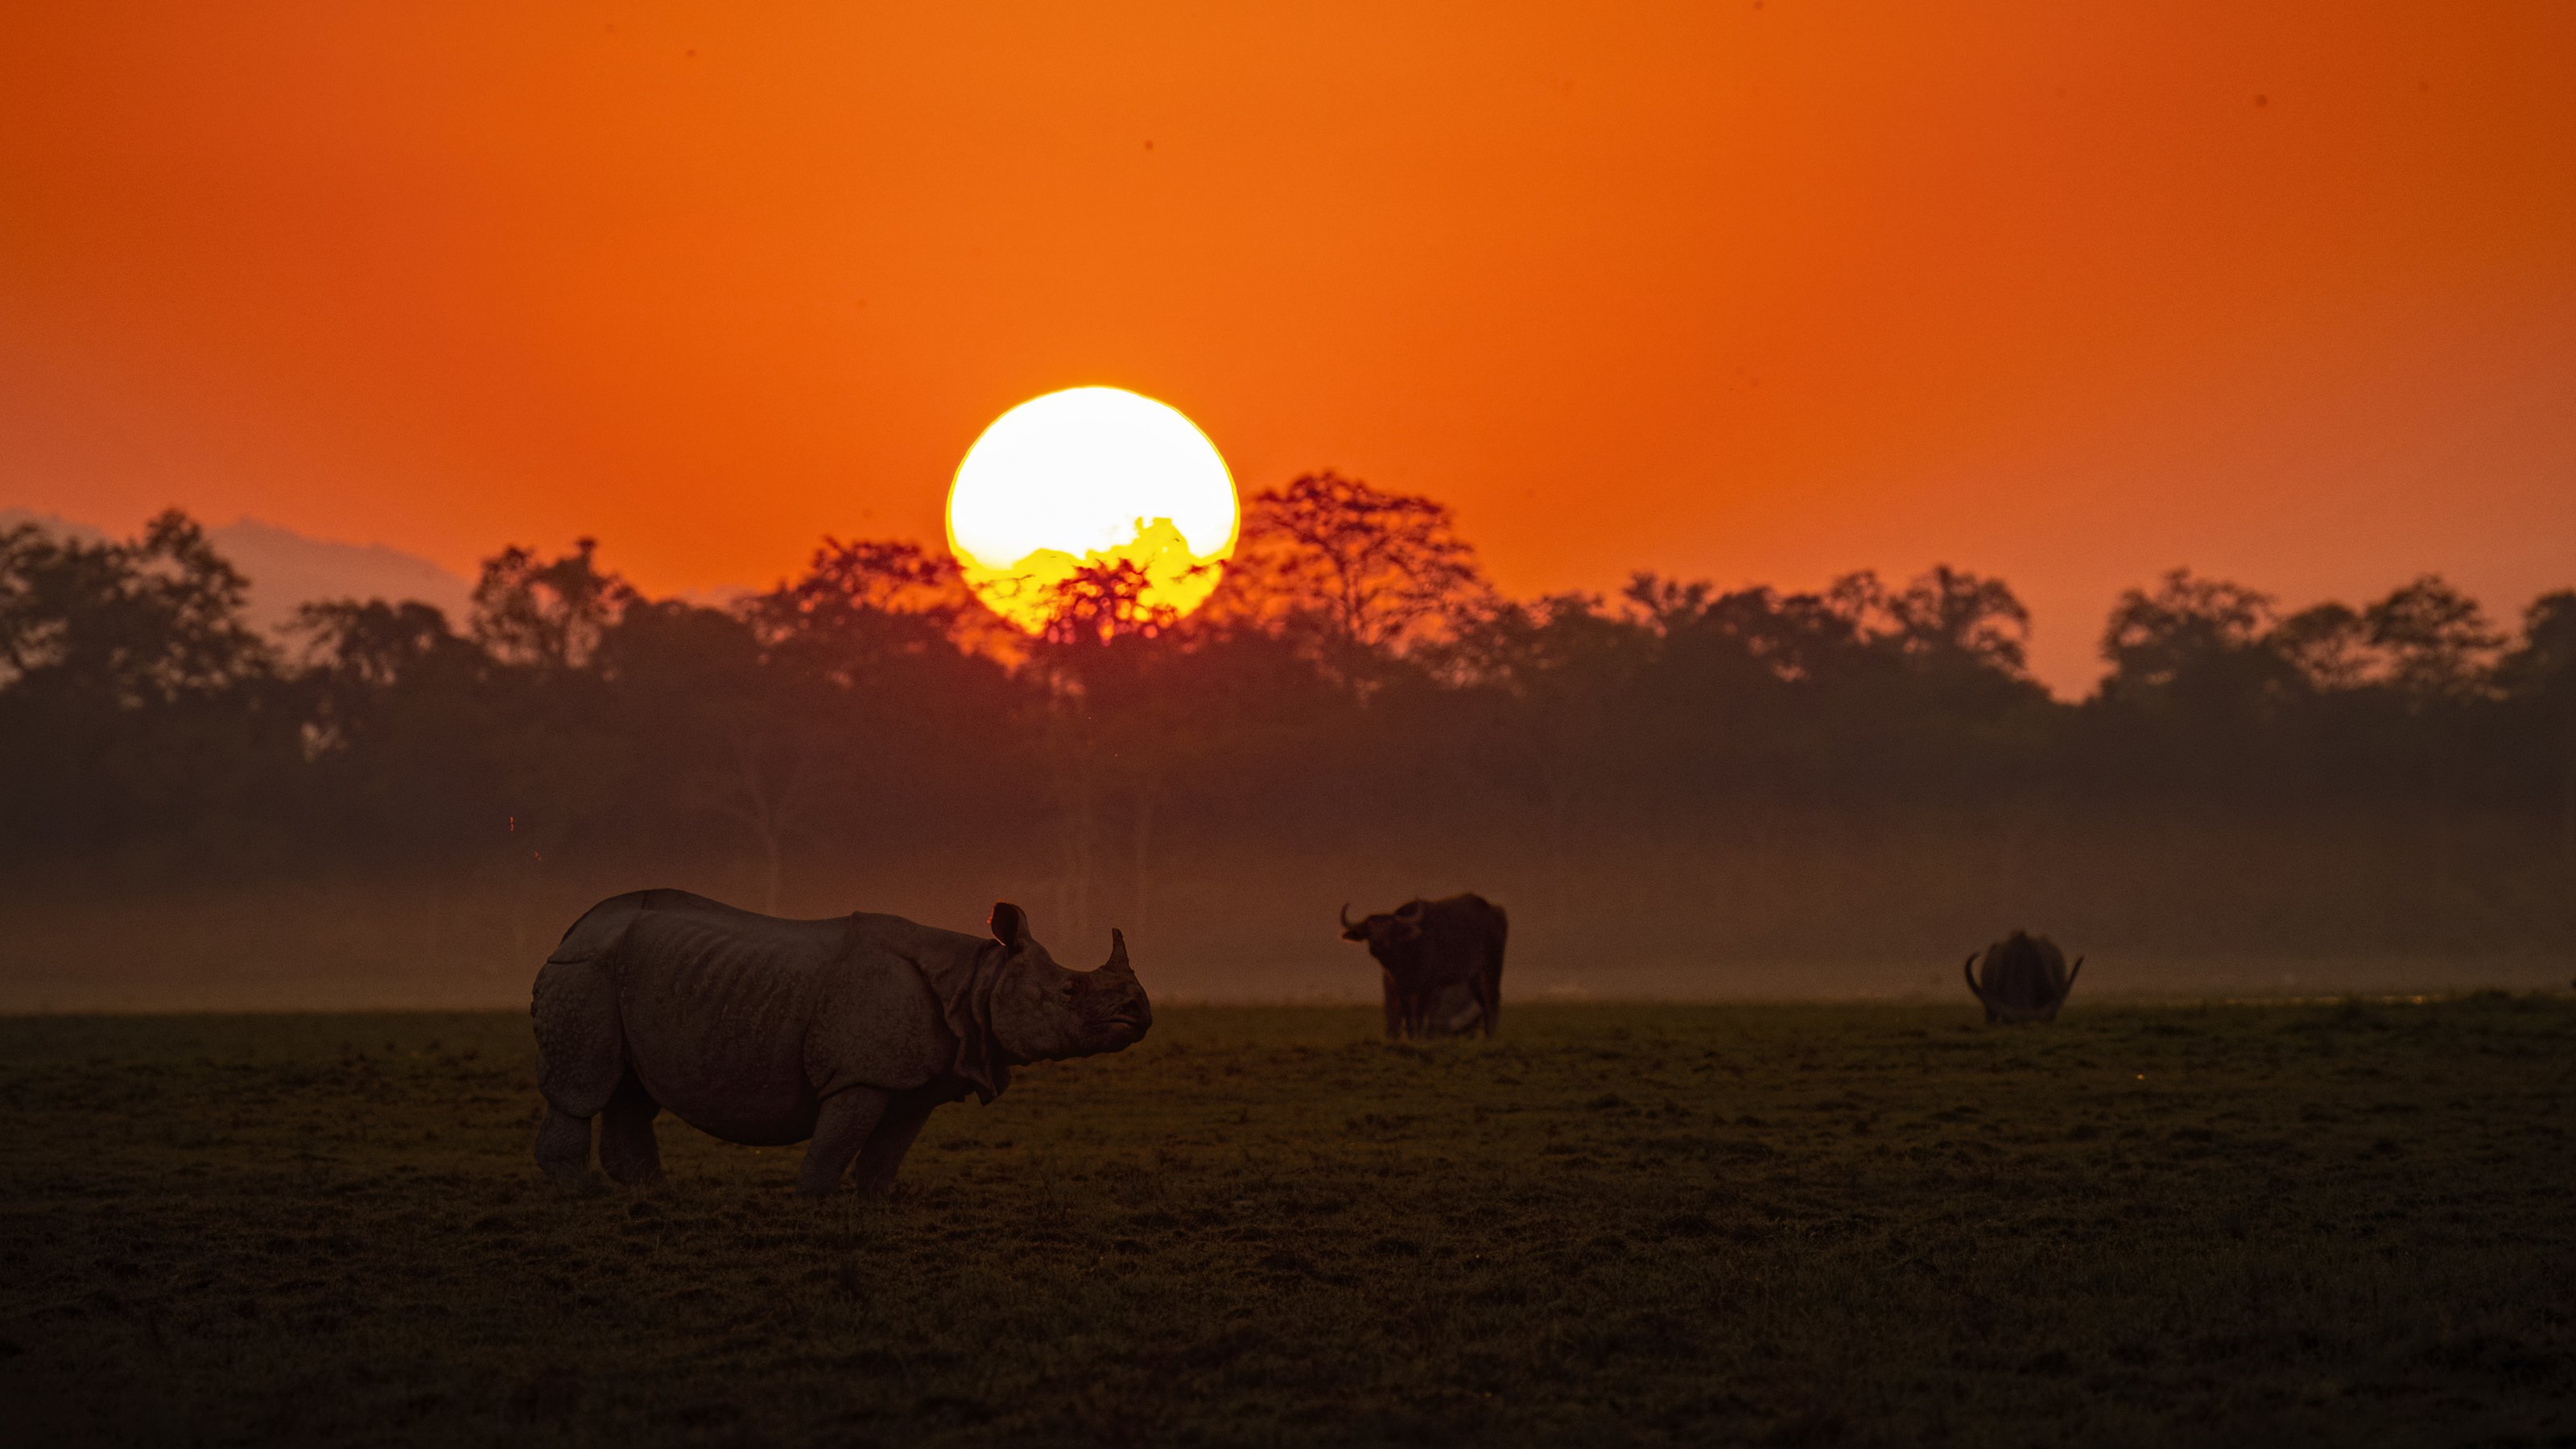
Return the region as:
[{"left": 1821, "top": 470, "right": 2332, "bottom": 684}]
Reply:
[{"left": 945, "top": 387, "right": 1238, "bottom": 633}]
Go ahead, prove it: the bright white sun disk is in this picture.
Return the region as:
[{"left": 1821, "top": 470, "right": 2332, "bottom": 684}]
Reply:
[{"left": 946, "top": 387, "right": 1237, "bottom": 632}]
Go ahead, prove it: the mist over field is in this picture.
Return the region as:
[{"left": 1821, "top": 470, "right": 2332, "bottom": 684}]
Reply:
[{"left": 5, "top": 479, "right": 2572, "bottom": 1013}]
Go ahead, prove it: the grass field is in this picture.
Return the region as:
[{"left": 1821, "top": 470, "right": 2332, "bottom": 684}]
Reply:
[{"left": 4, "top": 997, "right": 2572, "bottom": 1447}]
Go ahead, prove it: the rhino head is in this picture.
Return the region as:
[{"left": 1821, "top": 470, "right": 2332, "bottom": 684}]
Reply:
[
  {"left": 985, "top": 902, "right": 1153, "bottom": 1061},
  {"left": 1963, "top": 929, "right": 2083, "bottom": 1024}
]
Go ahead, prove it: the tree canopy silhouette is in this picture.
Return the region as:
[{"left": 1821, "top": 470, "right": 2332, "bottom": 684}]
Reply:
[{"left": 2, "top": 497, "right": 2570, "bottom": 955}]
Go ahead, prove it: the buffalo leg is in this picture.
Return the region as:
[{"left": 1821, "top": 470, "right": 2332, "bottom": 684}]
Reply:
[
  {"left": 597, "top": 1068, "right": 665, "bottom": 1186},
  {"left": 795, "top": 1087, "right": 891, "bottom": 1196},
  {"left": 849, "top": 1095, "right": 939, "bottom": 1196},
  {"left": 1381, "top": 973, "right": 1405, "bottom": 1040},
  {"left": 1476, "top": 966, "right": 1502, "bottom": 1038}
]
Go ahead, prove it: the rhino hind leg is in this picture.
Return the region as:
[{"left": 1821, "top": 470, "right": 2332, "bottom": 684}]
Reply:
[
  {"left": 597, "top": 1068, "right": 666, "bottom": 1186},
  {"left": 534, "top": 1107, "right": 594, "bottom": 1188},
  {"left": 530, "top": 956, "right": 627, "bottom": 1188}
]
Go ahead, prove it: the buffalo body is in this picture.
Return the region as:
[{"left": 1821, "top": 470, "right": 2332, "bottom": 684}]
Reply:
[
  {"left": 1341, "top": 894, "right": 1508, "bottom": 1039},
  {"left": 1963, "top": 930, "right": 2083, "bottom": 1023}
]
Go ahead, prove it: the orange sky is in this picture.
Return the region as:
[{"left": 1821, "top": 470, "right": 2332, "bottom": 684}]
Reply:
[{"left": 4, "top": 2, "right": 2572, "bottom": 691}]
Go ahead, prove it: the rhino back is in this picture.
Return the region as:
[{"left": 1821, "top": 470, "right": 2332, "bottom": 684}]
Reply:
[{"left": 611, "top": 906, "right": 851, "bottom": 1144}]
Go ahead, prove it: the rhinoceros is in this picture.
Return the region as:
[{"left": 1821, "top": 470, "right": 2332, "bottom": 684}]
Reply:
[
  {"left": 1963, "top": 930, "right": 2083, "bottom": 1023},
  {"left": 530, "top": 890, "right": 1150, "bottom": 1195}
]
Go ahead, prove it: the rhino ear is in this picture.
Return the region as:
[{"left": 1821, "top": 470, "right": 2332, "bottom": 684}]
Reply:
[{"left": 989, "top": 902, "right": 1029, "bottom": 949}]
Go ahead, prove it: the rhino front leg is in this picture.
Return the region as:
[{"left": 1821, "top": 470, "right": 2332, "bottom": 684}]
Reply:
[
  {"left": 795, "top": 1087, "right": 891, "bottom": 1196},
  {"left": 849, "top": 1095, "right": 939, "bottom": 1197}
]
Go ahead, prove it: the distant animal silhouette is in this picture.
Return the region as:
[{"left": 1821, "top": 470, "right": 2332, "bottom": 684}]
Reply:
[
  {"left": 1341, "top": 894, "right": 1507, "bottom": 1039},
  {"left": 1963, "top": 930, "right": 2083, "bottom": 1023},
  {"left": 531, "top": 890, "right": 1150, "bottom": 1195}
]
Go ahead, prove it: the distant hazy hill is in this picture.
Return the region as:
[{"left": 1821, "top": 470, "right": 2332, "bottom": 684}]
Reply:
[{"left": 1, "top": 510, "right": 476, "bottom": 636}]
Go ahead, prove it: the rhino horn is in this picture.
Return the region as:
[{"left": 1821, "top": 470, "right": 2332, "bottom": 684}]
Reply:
[{"left": 1103, "top": 928, "right": 1133, "bottom": 976}]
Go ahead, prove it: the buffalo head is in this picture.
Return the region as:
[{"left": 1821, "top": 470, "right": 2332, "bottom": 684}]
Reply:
[
  {"left": 987, "top": 902, "right": 1153, "bottom": 1060},
  {"left": 1340, "top": 900, "right": 1428, "bottom": 954},
  {"left": 1963, "top": 929, "right": 2083, "bottom": 1024}
]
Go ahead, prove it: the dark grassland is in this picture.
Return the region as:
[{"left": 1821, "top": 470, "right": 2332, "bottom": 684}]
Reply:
[{"left": 3, "top": 999, "right": 2572, "bottom": 1447}]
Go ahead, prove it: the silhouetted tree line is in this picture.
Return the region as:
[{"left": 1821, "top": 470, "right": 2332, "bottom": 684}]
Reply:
[{"left": 5, "top": 478, "right": 2572, "bottom": 948}]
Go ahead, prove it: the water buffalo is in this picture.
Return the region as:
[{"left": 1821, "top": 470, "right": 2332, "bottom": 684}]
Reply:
[
  {"left": 530, "top": 890, "right": 1150, "bottom": 1195},
  {"left": 1963, "top": 930, "right": 2083, "bottom": 1023},
  {"left": 1340, "top": 894, "right": 1507, "bottom": 1039}
]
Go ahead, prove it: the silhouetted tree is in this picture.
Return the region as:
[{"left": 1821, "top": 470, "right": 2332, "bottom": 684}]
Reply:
[
  {"left": 470, "top": 539, "right": 638, "bottom": 671},
  {"left": 291, "top": 599, "right": 465, "bottom": 691},
  {"left": 591, "top": 600, "right": 825, "bottom": 911},
  {"left": 2099, "top": 569, "right": 2291, "bottom": 720},
  {"left": 288, "top": 598, "right": 477, "bottom": 759},
  {"left": 744, "top": 536, "right": 976, "bottom": 675},
  {"left": 2499, "top": 591, "right": 2576, "bottom": 870},
  {"left": 1883, "top": 565, "right": 2033, "bottom": 677},
  {"left": 2364, "top": 575, "right": 2502, "bottom": 703},
  {"left": 0, "top": 509, "right": 270, "bottom": 705},
  {"left": 1625, "top": 574, "right": 1876, "bottom": 690},
  {"left": 0, "top": 510, "right": 302, "bottom": 872},
  {"left": 1223, "top": 470, "right": 1489, "bottom": 668},
  {"left": 1443, "top": 593, "right": 1653, "bottom": 890},
  {"left": 2270, "top": 601, "right": 2374, "bottom": 692},
  {"left": 1020, "top": 559, "right": 1200, "bottom": 936}
]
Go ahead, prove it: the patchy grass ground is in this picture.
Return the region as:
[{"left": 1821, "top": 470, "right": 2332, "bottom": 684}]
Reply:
[{"left": 3, "top": 997, "right": 2572, "bottom": 1447}]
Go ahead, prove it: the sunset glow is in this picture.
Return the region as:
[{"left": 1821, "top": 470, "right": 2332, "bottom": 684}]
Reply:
[
  {"left": 4, "top": 6, "right": 2571, "bottom": 687},
  {"left": 946, "top": 387, "right": 1238, "bottom": 632}
]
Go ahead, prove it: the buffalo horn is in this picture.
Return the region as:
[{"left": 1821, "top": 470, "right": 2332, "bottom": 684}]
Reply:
[
  {"left": 2061, "top": 956, "right": 2083, "bottom": 995},
  {"left": 1340, "top": 903, "right": 1358, "bottom": 931},
  {"left": 1961, "top": 952, "right": 1986, "bottom": 1001}
]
